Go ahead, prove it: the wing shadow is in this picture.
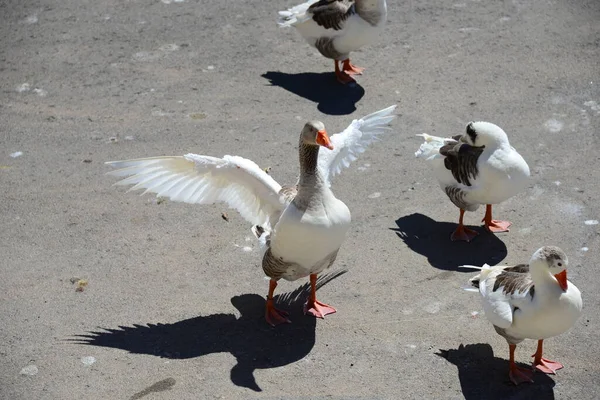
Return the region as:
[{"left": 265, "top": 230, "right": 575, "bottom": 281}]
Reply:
[
  {"left": 69, "top": 270, "right": 347, "bottom": 392},
  {"left": 262, "top": 71, "right": 364, "bottom": 115},
  {"left": 436, "top": 343, "right": 555, "bottom": 400},
  {"left": 391, "top": 213, "right": 507, "bottom": 270}
]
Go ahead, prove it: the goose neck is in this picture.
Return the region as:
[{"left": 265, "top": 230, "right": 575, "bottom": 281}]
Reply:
[{"left": 298, "top": 141, "right": 325, "bottom": 189}]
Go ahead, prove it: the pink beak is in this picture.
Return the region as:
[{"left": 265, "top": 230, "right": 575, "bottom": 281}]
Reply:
[{"left": 554, "top": 270, "right": 568, "bottom": 291}]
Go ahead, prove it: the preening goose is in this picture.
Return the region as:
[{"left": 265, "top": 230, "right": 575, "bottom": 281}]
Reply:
[
  {"left": 106, "top": 105, "right": 397, "bottom": 326},
  {"left": 464, "top": 246, "right": 582, "bottom": 384},
  {"left": 278, "top": 0, "right": 387, "bottom": 84},
  {"left": 415, "top": 121, "right": 530, "bottom": 242}
]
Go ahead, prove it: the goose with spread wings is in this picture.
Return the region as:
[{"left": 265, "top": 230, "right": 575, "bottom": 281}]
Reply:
[
  {"left": 278, "top": 0, "right": 387, "bottom": 84},
  {"left": 415, "top": 121, "right": 530, "bottom": 241},
  {"left": 464, "top": 246, "right": 582, "bottom": 384},
  {"left": 106, "top": 105, "right": 396, "bottom": 326}
]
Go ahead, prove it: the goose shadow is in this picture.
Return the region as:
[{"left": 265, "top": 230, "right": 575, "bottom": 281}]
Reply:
[
  {"left": 436, "top": 343, "right": 555, "bottom": 400},
  {"left": 70, "top": 270, "right": 347, "bottom": 392},
  {"left": 391, "top": 213, "right": 507, "bottom": 270},
  {"left": 261, "top": 71, "right": 364, "bottom": 115}
]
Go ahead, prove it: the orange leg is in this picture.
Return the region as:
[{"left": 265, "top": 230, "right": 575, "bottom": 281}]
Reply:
[
  {"left": 334, "top": 60, "right": 356, "bottom": 84},
  {"left": 532, "top": 339, "right": 563, "bottom": 374},
  {"left": 265, "top": 279, "right": 290, "bottom": 326},
  {"left": 342, "top": 59, "right": 364, "bottom": 75},
  {"left": 509, "top": 344, "right": 534, "bottom": 385},
  {"left": 304, "top": 274, "right": 336, "bottom": 319},
  {"left": 482, "top": 204, "right": 511, "bottom": 233},
  {"left": 451, "top": 209, "right": 479, "bottom": 242}
]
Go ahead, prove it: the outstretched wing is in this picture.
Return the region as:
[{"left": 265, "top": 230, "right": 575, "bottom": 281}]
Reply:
[
  {"left": 106, "top": 154, "right": 285, "bottom": 227},
  {"left": 318, "top": 105, "right": 397, "bottom": 187}
]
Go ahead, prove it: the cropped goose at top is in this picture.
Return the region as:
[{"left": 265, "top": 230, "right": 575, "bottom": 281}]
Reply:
[
  {"left": 106, "top": 105, "right": 397, "bottom": 326},
  {"left": 278, "top": 0, "right": 388, "bottom": 84},
  {"left": 415, "top": 121, "right": 530, "bottom": 242},
  {"left": 464, "top": 246, "right": 582, "bottom": 385}
]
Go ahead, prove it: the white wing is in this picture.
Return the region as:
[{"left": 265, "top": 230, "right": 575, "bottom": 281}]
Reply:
[
  {"left": 106, "top": 154, "right": 285, "bottom": 228},
  {"left": 477, "top": 266, "right": 533, "bottom": 329},
  {"left": 277, "top": 0, "right": 319, "bottom": 27},
  {"left": 318, "top": 105, "right": 397, "bottom": 187}
]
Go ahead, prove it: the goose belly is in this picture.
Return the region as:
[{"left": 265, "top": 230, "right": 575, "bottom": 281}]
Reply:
[
  {"left": 469, "top": 151, "right": 530, "bottom": 204},
  {"left": 271, "top": 200, "right": 351, "bottom": 275},
  {"left": 469, "top": 167, "right": 529, "bottom": 205},
  {"left": 333, "top": 17, "right": 385, "bottom": 55},
  {"left": 507, "top": 291, "right": 582, "bottom": 340}
]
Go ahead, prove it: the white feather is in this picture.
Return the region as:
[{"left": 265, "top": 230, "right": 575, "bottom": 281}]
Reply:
[
  {"left": 318, "top": 105, "right": 397, "bottom": 187},
  {"left": 106, "top": 155, "right": 284, "bottom": 228}
]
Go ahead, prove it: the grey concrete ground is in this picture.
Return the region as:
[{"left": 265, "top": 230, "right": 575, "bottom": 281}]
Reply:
[{"left": 1, "top": 0, "right": 599, "bottom": 399}]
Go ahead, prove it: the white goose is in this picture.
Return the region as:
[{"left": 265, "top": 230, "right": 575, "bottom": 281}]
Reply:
[
  {"left": 464, "top": 246, "right": 582, "bottom": 385},
  {"left": 415, "top": 121, "right": 530, "bottom": 242},
  {"left": 278, "top": 0, "right": 387, "bottom": 84},
  {"left": 106, "top": 105, "right": 397, "bottom": 326}
]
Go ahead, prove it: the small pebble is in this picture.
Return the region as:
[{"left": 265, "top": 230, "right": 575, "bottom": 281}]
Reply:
[
  {"left": 584, "top": 220, "right": 599, "bottom": 225},
  {"left": 81, "top": 356, "right": 96, "bottom": 366},
  {"left": 16, "top": 83, "right": 31, "bottom": 93},
  {"left": 20, "top": 365, "right": 38, "bottom": 376},
  {"left": 32, "top": 88, "right": 47, "bottom": 97},
  {"left": 207, "top": 65, "right": 215, "bottom": 70},
  {"left": 10, "top": 151, "right": 23, "bottom": 158},
  {"left": 368, "top": 192, "right": 381, "bottom": 199},
  {"left": 581, "top": 247, "right": 589, "bottom": 252}
]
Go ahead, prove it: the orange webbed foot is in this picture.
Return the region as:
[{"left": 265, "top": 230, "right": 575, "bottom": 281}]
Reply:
[
  {"left": 342, "top": 59, "right": 364, "bottom": 75},
  {"left": 265, "top": 302, "right": 291, "bottom": 326},
  {"left": 335, "top": 70, "right": 356, "bottom": 84},
  {"left": 532, "top": 357, "right": 564, "bottom": 374},
  {"left": 483, "top": 219, "right": 512, "bottom": 233},
  {"left": 304, "top": 300, "right": 336, "bottom": 319},
  {"left": 509, "top": 365, "right": 534, "bottom": 385},
  {"left": 451, "top": 225, "right": 479, "bottom": 242}
]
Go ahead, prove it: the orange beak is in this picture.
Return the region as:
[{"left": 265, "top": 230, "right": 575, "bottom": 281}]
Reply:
[
  {"left": 316, "top": 129, "right": 334, "bottom": 150},
  {"left": 554, "top": 270, "right": 568, "bottom": 291}
]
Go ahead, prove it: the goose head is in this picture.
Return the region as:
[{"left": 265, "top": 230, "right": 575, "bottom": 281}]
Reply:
[
  {"left": 302, "top": 121, "right": 334, "bottom": 150},
  {"left": 530, "top": 246, "right": 569, "bottom": 291},
  {"left": 459, "top": 121, "right": 509, "bottom": 148}
]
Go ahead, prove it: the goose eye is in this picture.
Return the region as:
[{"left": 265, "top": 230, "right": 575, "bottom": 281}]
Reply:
[{"left": 557, "top": 262, "right": 562, "bottom": 267}]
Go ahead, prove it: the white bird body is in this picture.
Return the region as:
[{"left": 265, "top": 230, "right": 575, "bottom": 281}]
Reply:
[
  {"left": 465, "top": 247, "right": 582, "bottom": 344},
  {"left": 278, "top": 0, "right": 387, "bottom": 83},
  {"left": 107, "top": 106, "right": 396, "bottom": 284},
  {"left": 271, "top": 189, "right": 351, "bottom": 280},
  {"left": 415, "top": 127, "right": 530, "bottom": 210},
  {"left": 288, "top": 7, "right": 386, "bottom": 58}
]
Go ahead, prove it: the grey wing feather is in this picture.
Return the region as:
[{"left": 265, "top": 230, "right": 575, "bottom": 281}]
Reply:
[
  {"left": 439, "top": 143, "right": 485, "bottom": 186},
  {"left": 492, "top": 265, "right": 535, "bottom": 299},
  {"left": 279, "top": 185, "right": 298, "bottom": 204},
  {"left": 309, "top": 0, "right": 355, "bottom": 30}
]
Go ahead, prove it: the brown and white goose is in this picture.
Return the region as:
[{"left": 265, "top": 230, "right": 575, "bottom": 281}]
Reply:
[
  {"left": 106, "top": 106, "right": 397, "bottom": 326},
  {"left": 415, "top": 122, "right": 530, "bottom": 242},
  {"left": 464, "top": 246, "right": 582, "bottom": 385},
  {"left": 278, "top": 0, "right": 388, "bottom": 84}
]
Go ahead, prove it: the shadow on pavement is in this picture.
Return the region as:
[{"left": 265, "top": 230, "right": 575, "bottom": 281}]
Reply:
[
  {"left": 71, "top": 270, "right": 347, "bottom": 392},
  {"left": 261, "top": 71, "right": 364, "bottom": 115},
  {"left": 437, "top": 343, "right": 555, "bottom": 400},
  {"left": 391, "top": 213, "right": 507, "bottom": 270}
]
